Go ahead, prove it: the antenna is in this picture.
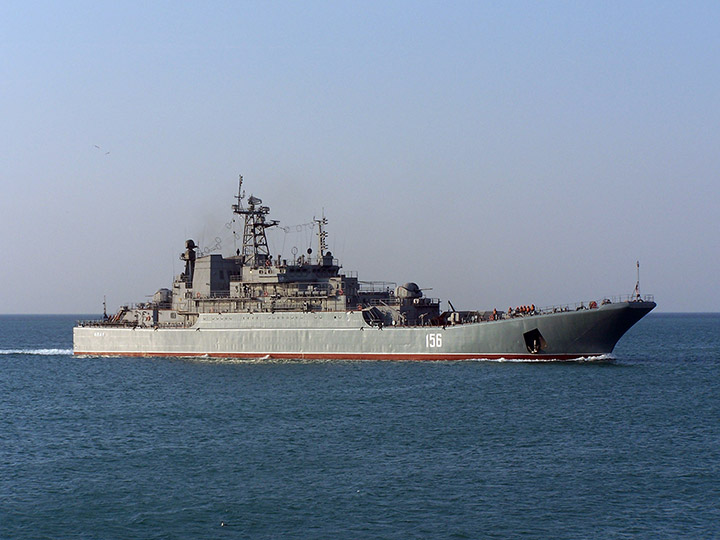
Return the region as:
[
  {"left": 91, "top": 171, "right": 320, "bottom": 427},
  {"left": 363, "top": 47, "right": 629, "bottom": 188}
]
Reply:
[
  {"left": 233, "top": 174, "right": 245, "bottom": 213},
  {"left": 633, "top": 260, "right": 641, "bottom": 300},
  {"left": 314, "top": 214, "right": 329, "bottom": 258}
]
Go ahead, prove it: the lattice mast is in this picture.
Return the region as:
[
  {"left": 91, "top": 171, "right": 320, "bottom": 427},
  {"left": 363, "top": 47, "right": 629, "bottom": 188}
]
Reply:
[
  {"left": 314, "top": 214, "right": 328, "bottom": 259},
  {"left": 232, "top": 175, "right": 278, "bottom": 268}
]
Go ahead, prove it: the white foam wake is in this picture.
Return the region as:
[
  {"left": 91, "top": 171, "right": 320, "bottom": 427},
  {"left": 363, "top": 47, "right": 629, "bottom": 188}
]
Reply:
[
  {"left": 465, "top": 354, "right": 616, "bottom": 363},
  {"left": 0, "top": 348, "right": 74, "bottom": 356}
]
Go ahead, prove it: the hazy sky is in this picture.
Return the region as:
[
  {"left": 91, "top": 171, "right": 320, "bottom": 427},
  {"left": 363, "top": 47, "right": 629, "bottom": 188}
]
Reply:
[{"left": 2, "top": 1, "right": 718, "bottom": 313}]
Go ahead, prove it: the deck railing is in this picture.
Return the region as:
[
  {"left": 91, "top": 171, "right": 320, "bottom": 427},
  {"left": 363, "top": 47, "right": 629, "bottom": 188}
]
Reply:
[{"left": 534, "top": 294, "right": 655, "bottom": 316}]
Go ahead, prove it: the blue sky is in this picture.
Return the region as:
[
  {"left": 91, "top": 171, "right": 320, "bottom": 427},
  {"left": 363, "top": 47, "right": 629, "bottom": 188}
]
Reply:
[{"left": 2, "top": 1, "right": 718, "bottom": 313}]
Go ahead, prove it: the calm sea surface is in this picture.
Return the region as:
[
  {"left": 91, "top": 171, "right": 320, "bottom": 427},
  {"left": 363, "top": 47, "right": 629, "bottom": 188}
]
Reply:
[{"left": 1, "top": 314, "right": 719, "bottom": 539}]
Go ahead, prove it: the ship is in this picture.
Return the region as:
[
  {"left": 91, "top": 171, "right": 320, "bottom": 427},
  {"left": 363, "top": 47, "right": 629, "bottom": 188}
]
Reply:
[{"left": 74, "top": 176, "right": 656, "bottom": 361}]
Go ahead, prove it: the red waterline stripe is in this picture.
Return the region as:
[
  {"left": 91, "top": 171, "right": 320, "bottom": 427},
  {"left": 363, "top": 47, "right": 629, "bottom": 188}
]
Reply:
[{"left": 74, "top": 351, "right": 589, "bottom": 361}]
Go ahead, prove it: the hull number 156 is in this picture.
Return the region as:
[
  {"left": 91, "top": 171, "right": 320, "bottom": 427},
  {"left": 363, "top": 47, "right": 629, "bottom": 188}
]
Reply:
[{"left": 425, "top": 333, "right": 443, "bottom": 348}]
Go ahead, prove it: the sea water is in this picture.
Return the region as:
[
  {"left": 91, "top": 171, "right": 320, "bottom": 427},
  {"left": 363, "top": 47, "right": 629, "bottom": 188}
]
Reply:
[{"left": 1, "top": 314, "right": 718, "bottom": 539}]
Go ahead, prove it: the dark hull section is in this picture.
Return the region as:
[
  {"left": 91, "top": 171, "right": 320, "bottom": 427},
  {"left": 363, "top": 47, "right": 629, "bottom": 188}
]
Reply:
[{"left": 511, "top": 300, "right": 656, "bottom": 357}]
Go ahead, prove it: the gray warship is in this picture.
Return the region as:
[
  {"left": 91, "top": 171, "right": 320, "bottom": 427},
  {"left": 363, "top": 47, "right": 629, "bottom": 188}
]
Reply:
[{"left": 74, "top": 176, "right": 656, "bottom": 360}]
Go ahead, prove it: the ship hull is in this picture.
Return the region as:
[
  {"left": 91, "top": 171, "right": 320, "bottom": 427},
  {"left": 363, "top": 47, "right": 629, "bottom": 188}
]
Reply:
[{"left": 73, "top": 300, "right": 655, "bottom": 361}]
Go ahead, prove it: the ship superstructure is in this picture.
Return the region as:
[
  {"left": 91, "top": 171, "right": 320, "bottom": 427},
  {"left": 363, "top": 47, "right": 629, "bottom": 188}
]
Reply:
[{"left": 74, "top": 176, "right": 655, "bottom": 360}]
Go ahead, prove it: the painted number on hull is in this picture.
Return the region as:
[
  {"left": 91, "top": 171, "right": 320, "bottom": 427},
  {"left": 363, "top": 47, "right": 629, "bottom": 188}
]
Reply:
[{"left": 425, "top": 333, "right": 443, "bottom": 348}]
